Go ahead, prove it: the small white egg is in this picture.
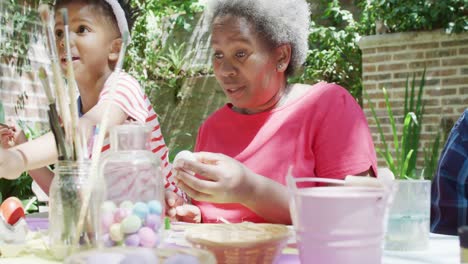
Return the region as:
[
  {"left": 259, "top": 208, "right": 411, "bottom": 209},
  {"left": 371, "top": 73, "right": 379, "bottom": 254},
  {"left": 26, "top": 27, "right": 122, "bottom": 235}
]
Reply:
[
  {"left": 173, "top": 150, "right": 196, "bottom": 164},
  {"left": 173, "top": 150, "right": 196, "bottom": 175}
]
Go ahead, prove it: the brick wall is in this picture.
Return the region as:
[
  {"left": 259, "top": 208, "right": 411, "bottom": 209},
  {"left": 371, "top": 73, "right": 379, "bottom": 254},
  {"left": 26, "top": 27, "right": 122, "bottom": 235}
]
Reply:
[
  {"left": 0, "top": 1, "right": 224, "bottom": 153},
  {"left": 0, "top": 0, "right": 49, "bottom": 130},
  {"left": 359, "top": 30, "right": 468, "bottom": 169}
]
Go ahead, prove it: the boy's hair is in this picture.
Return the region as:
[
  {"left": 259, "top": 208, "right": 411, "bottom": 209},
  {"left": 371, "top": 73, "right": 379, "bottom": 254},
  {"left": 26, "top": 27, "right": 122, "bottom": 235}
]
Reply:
[{"left": 54, "top": 0, "right": 139, "bottom": 34}]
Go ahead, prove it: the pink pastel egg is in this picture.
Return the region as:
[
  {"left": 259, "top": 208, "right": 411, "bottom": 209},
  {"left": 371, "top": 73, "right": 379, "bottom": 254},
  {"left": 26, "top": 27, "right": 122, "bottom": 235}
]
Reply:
[
  {"left": 114, "top": 208, "right": 131, "bottom": 223},
  {"left": 101, "top": 212, "right": 114, "bottom": 233},
  {"left": 145, "top": 214, "right": 161, "bottom": 230},
  {"left": 138, "top": 227, "right": 158, "bottom": 247}
]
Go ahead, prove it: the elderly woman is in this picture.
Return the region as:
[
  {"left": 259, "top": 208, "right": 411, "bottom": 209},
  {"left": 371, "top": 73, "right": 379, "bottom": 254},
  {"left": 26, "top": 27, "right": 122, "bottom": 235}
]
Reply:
[{"left": 169, "top": 0, "right": 378, "bottom": 225}]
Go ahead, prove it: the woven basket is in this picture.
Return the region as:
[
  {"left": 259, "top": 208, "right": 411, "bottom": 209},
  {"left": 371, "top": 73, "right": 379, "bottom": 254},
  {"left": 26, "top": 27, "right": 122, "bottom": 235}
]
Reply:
[
  {"left": 185, "top": 223, "right": 290, "bottom": 264},
  {"left": 64, "top": 246, "right": 216, "bottom": 263}
]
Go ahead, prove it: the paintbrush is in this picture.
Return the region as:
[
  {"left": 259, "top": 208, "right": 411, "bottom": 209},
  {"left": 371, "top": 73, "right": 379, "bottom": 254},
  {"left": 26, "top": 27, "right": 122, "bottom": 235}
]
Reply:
[
  {"left": 38, "top": 67, "right": 68, "bottom": 160},
  {"left": 61, "top": 8, "right": 82, "bottom": 161},
  {"left": 38, "top": 4, "right": 72, "bottom": 160},
  {"left": 74, "top": 31, "right": 130, "bottom": 246}
]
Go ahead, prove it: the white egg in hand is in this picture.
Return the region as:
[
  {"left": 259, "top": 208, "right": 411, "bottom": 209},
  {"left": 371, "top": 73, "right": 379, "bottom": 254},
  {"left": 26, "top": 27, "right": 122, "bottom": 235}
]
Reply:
[{"left": 173, "top": 150, "right": 196, "bottom": 175}]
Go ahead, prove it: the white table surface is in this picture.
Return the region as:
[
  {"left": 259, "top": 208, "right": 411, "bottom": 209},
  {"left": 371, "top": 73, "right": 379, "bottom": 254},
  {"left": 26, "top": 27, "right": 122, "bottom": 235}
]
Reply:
[
  {"left": 1, "top": 227, "right": 459, "bottom": 264},
  {"left": 383, "top": 234, "right": 458, "bottom": 264}
]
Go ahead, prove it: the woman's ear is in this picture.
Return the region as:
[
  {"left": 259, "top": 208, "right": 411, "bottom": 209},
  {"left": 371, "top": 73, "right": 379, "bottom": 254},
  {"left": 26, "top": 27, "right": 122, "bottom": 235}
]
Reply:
[
  {"left": 108, "top": 38, "right": 122, "bottom": 63},
  {"left": 275, "top": 44, "right": 292, "bottom": 73}
]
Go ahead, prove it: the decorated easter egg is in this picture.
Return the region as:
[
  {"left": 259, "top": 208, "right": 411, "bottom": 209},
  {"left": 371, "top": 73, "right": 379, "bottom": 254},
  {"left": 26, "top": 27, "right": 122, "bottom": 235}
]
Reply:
[
  {"left": 145, "top": 214, "right": 161, "bottom": 230},
  {"left": 133, "top": 202, "right": 149, "bottom": 220},
  {"left": 147, "top": 200, "right": 162, "bottom": 215},
  {"left": 124, "top": 233, "right": 141, "bottom": 247},
  {"left": 109, "top": 223, "right": 123, "bottom": 242},
  {"left": 114, "top": 207, "right": 131, "bottom": 223},
  {"left": 121, "top": 215, "right": 142, "bottom": 234},
  {"left": 138, "top": 227, "right": 157, "bottom": 247},
  {"left": 0, "top": 197, "right": 25, "bottom": 225},
  {"left": 119, "top": 200, "right": 133, "bottom": 210},
  {"left": 163, "top": 254, "right": 200, "bottom": 264},
  {"left": 101, "top": 201, "right": 116, "bottom": 214},
  {"left": 101, "top": 211, "right": 114, "bottom": 233}
]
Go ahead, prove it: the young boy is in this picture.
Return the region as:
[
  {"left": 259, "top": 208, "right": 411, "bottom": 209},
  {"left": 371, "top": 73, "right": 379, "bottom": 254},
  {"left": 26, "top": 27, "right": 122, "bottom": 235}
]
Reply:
[{"left": 0, "top": 0, "right": 180, "bottom": 197}]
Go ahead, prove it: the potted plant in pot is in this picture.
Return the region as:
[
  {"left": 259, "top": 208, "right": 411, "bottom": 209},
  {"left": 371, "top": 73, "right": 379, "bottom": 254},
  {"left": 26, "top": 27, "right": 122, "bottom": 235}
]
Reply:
[{"left": 366, "top": 69, "right": 437, "bottom": 251}]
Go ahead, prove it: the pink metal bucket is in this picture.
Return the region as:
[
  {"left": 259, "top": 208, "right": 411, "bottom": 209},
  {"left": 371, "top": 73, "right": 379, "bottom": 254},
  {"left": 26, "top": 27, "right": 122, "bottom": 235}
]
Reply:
[{"left": 288, "top": 177, "right": 390, "bottom": 264}]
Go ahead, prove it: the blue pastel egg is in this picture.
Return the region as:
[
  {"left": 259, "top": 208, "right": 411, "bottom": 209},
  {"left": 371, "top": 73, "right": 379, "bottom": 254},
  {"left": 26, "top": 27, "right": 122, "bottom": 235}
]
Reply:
[
  {"left": 124, "top": 233, "right": 140, "bottom": 247},
  {"left": 121, "top": 215, "right": 142, "bottom": 234},
  {"left": 145, "top": 214, "right": 162, "bottom": 230},
  {"left": 163, "top": 254, "right": 200, "bottom": 264},
  {"left": 133, "top": 202, "right": 149, "bottom": 220},
  {"left": 138, "top": 227, "right": 158, "bottom": 247},
  {"left": 147, "top": 200, "right": 162, "bottom": 215}
]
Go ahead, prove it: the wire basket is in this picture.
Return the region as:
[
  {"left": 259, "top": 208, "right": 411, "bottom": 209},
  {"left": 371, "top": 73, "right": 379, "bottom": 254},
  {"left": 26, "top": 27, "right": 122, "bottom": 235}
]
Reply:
[
  {"left": 185, "top": 223, "right": 290, "bottom": 264},
  {"left": 64, "top": 246, "right": 216, "bottom": 263}
]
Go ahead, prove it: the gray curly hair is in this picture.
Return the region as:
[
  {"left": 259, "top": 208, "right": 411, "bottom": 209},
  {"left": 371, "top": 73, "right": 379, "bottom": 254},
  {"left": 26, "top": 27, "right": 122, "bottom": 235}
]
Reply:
[{"left": 206, "top": 0, "right": 310, "bottom": 76}]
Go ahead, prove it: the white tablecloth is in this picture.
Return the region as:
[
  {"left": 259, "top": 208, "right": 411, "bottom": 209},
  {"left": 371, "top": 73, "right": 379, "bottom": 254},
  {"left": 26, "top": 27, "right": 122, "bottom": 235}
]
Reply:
[
  {"left": 383, "top": 234, "right": 458, "bottom": 264},
  {"left": 1, "top": 229, "right": 459, "bottom": 264}
]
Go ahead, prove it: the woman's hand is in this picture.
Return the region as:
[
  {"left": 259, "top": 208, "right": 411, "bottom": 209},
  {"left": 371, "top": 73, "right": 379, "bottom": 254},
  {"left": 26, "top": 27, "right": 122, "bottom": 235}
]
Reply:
[
  {"left": 165, "top": 190, "right": 201, "bottom": 223},
  {"left": 173, "top": 152, "right": 257, "bottom": 205}
]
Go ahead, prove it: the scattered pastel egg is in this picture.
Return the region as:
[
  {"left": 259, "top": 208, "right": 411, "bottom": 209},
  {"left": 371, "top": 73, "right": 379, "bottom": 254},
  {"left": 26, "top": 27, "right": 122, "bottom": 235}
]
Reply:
[
  {"left": 145, "top": 214, "right": 161, "bottom": 230},
  {"left": 124, "top": 233, "right": 141, "bottom": 247},
  {"left": 109, "top": 223, "right": 123, "bottom": 242},
  {"left": 101, "top": 201, "right": 116, "bottom": 214},
  {"left": 101, "top": 212, "right": 114, "bottom": 233},
  {"left": 147, "top": 200, "right": 162, "bottom": 215},
  {"left": 164, "top": 254, "right": 200, "bottom": 264},
  {"left": 119, "top": 200, "right": 133, "bottom": 210},
  {"left": 138, "top": 227, "right": 158, "bottom": 247},
  {"left": 114, "top": 207, "right": 131, "bottom": 223},
  {"left": 102, "top": 233, "right": 115, "bottom": 247},
  {"left": 133, "top": 202, "right": 149, "bottom": 220},
  {"left": 121, "top": 215, "right": 142, "bottom": 234}
]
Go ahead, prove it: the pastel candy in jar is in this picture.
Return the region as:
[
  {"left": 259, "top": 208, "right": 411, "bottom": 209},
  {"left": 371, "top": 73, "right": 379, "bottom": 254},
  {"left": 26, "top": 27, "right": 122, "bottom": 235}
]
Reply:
[{"left": 100, "top": 200, "right": 163, "bottom": 247}]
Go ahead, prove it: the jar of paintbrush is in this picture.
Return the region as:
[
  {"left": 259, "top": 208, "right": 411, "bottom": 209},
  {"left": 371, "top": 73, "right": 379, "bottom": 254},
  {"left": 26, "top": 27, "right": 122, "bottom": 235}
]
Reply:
[{"left": 48, "top": 159, "right": 104, "bottom": 259}]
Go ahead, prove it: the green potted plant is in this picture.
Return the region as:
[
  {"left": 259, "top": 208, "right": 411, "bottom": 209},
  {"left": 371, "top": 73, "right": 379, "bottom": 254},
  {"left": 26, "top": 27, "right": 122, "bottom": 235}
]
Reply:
[{"left": 366, "top": 69, "right": 433, "bottom": 251}]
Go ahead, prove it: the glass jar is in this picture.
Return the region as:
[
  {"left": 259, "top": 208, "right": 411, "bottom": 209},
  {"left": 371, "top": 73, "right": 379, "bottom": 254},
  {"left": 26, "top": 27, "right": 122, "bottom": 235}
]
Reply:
[
  {"left": 48, "top": 159, "right": 101, "bottom": 259},
  {"left": 97, "top": 124, "right": 165, "bottom": 248}
]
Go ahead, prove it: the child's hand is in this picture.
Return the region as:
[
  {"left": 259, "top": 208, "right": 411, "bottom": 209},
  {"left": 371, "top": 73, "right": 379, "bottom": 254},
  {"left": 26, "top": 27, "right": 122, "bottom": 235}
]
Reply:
[
  {"left": 0, "top": 119, "right": 27, "bottom": 148},
  {"left": 165, "top": 190, "right": 201, "bottom": 223},
  {"left": 173, "top": 152, "right": 256, "bottom": 205}
]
